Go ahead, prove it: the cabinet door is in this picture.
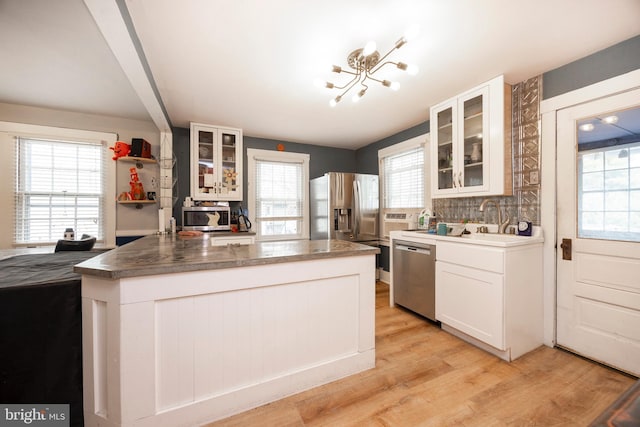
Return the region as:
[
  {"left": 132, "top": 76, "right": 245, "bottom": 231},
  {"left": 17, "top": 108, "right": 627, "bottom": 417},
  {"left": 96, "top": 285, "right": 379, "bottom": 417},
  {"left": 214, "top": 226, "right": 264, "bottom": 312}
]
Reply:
[
  {"left": 216, "top": 128, "right": 242, "bottom": 200},
  {"left": 192, "top": 124, "right": 218, "bottom": 200},
  {"left": 435, "top": 260, "right": 505, "bottom": 349},
  {"left": 458, "top": 86, "right": 490, "bottom": 194},
  {"left": 430, "top": 75, "right": 510, "bottom": 199},
  {"left": 190, "top": 124, "right": 243, "bottom": 201},
  {"left": 431, "top": 100, "right": 457, "bottom": 196}
]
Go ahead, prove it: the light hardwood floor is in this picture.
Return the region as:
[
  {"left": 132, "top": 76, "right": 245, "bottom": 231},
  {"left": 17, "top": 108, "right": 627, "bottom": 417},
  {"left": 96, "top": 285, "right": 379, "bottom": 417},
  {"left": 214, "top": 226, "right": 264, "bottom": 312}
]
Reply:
[{"left": 205, "top": 282, "right": 635, "bottom": 426}]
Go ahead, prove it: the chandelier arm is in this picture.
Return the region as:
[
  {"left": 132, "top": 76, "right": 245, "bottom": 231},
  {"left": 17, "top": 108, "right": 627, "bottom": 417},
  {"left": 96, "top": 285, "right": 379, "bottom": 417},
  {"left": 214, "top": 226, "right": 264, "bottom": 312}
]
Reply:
[
  {"left": 336, "top": 69, "right": 365, "bottom": 99},
  {"left": 369, "top": 59, "right": 397, "bottom": 75},
  {"left": 376, "top": 45, "right": 400, "bottom": 65},
  {"left": 339, "top": 69, "right": 358, "bottom": 76},
  {"left": 364, "top": 74, "right": 384, "bottom": 84},
  {"left": 332, "top": 74, "right": 360, "bottom": 90}
]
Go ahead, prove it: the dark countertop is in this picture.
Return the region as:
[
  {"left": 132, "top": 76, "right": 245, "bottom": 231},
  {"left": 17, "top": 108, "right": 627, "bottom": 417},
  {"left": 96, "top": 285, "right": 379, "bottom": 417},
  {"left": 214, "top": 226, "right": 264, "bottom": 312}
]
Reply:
[{"left": 73, "top": 235, "right": 380, "bottom": 280}]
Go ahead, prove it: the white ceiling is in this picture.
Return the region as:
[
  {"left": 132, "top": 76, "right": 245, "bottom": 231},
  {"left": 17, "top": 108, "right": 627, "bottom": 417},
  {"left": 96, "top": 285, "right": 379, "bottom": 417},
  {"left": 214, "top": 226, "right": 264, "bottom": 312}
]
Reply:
[
  {"left": 0, "top": 0, "right": 150, "bottom": 121},
  {"left": 1, "top": 1, "right": 640, "bottom": 149}
]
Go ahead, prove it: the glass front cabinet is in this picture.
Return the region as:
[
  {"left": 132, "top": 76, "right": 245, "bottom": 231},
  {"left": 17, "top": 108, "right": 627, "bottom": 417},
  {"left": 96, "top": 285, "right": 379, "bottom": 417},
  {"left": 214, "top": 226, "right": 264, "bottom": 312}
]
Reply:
[
  {"left": 430, "top": 75, "right": 512, "bottom": 198},
  {"left": 190, "top": 122, "right": 243, "bottom": 201}
]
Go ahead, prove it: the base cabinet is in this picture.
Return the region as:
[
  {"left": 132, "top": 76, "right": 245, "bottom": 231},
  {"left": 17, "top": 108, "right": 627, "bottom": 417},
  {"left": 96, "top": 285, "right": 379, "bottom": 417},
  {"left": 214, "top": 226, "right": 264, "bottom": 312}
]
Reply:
[
  {"left": 435, "top": 240, "right": 543, "bottom": 361},
  {"left": 436, "top": 261, "right": 504, "bottom": 350}
]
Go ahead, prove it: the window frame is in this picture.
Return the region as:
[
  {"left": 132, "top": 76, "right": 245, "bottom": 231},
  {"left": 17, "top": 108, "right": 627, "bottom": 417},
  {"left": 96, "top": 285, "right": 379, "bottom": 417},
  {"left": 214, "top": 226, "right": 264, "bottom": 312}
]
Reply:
[
  {"left": 1, "top": 121, "right": 117, "bottom": 248},
  {"left": 247, "top": 148, "right": 310, "bottom": 242},
  {"left": 378, "top": 133, "right": 430, "bottom": 211}
]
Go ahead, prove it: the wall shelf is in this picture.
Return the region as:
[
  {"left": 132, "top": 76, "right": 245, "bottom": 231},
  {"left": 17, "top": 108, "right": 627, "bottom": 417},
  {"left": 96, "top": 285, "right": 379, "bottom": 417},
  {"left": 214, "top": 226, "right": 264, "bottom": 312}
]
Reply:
[
  {"left": 117, "top": 200, "right": 156, "bottom": 209},
  {"left": 118, "top": 156, "right": 157, "bottom": 169}
]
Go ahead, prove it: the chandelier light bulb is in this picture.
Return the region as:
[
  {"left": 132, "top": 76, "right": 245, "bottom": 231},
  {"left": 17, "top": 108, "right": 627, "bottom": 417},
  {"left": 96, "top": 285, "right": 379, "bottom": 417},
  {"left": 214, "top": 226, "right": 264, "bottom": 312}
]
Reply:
[
  {"left": 313, "top": 78, "right": 324, "bottom": 88},
  {"left": 406, "top": 64, "right": 419, "bottom": 75},
  {"left": 329, "top": 95, "right": 342, "bottom": 107},
  {"left": 362, "top": 41, "right": 377, "bottom": 57},
  {"left": 395, "top": 37, "right": 407, "bottom": 49},
  {"left": 352, "top": 88, "right": 367, "bottom": 102},
  {"left": 390, "top": 81, "right": 400, "bottom": 91}
]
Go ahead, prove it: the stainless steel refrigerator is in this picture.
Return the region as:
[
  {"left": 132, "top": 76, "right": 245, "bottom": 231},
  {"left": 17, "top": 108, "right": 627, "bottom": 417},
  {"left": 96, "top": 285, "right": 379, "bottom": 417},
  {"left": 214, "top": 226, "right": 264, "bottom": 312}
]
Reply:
[{"left": 310, "top": 172, "right": 379, "bottom": 242}]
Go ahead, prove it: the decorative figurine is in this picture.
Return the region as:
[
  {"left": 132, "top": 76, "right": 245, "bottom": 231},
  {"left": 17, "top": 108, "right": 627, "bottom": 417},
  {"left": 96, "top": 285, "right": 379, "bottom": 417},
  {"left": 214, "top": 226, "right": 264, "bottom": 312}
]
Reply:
[
  {"left": 128, "top": 167, "right": 146, "bottom": 200},
  {"left": 109, "top": 141, "right": 131, "bottom": 160},
  {"left": 222, "top": 168, "right": 238, "bottom": 190}
]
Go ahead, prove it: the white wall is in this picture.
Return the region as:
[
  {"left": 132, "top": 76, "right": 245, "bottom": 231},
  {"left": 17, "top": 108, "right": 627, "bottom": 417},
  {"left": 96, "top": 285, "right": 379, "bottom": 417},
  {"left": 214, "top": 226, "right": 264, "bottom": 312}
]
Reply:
[{"left": 0, "top": 102, "right": 161, "bottom": 248}]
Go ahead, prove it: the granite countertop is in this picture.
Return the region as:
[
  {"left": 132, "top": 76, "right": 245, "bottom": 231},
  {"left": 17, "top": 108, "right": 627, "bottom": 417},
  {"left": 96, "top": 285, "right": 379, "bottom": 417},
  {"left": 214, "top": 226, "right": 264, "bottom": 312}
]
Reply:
[{"left": 73, "top": 234, "right": 380, "bottom": 279}]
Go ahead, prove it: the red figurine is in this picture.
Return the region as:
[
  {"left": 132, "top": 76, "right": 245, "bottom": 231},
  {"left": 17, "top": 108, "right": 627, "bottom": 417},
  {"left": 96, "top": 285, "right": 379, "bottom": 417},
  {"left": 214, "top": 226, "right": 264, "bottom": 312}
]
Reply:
[
  {"left": 128, "top": 167, "right": 145, "bottom": 200},
  {"left": 109, "top": 141, "right": 131, "bottom": 160}
]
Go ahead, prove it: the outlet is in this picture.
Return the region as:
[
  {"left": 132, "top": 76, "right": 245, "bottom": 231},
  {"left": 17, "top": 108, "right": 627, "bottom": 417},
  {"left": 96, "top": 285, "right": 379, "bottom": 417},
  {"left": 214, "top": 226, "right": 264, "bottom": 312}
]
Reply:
[
  {"left": 150, "top": 176, "right": 158, "bottom": 189},
  {"left": 529, "top": 170, "right": 539, "bottom": 185}
]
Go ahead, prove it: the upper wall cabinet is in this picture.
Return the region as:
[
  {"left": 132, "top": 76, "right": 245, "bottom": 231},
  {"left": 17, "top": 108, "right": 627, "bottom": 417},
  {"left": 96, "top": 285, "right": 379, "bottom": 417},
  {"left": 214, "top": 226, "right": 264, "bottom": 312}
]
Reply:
[
  {"left": 430, "top": 75, "right": 512, "bottom": 198},
  {"left": 190, "top": 122, "right": 243, "bottom": 201}
]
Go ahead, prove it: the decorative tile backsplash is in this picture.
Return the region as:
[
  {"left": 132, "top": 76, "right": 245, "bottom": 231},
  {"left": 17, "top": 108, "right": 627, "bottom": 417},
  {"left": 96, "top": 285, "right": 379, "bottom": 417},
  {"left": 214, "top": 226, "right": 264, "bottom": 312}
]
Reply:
[{"left": 432, "top": 76, "right": 542, "bottom": 226}]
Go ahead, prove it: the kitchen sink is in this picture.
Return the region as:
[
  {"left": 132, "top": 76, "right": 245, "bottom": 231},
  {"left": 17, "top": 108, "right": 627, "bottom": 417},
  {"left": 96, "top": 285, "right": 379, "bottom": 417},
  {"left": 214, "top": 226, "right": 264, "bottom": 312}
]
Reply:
[
  {"left": 397, "top": 229, "right": 544, "bottom": 247},
  {"left": 460, "top": 233, "right": 531, "bottom": 242}
]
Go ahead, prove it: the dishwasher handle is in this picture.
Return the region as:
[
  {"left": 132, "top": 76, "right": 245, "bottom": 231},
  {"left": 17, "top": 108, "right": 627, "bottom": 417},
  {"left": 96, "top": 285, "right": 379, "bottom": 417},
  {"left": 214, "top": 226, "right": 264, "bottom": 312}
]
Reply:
[{"left": 394, "top": 244, "right": 432, "bottom": 256}]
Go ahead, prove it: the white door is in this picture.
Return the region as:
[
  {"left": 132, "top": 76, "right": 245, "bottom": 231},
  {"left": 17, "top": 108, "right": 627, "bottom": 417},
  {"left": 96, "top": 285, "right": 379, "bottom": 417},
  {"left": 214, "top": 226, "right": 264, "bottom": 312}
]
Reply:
[{"left": 556, "top": 88, "right": 640, "bottom": 376}]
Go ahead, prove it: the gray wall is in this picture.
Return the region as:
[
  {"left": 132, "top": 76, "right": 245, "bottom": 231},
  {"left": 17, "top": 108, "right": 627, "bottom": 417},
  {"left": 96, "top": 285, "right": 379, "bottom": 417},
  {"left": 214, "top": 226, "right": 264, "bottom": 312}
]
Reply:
[
  {"left": 355, "top": 121, "right": 429, "bottom": 175},
  {"left": 543, "top": 35, "right": 640, "bottom": 99}
]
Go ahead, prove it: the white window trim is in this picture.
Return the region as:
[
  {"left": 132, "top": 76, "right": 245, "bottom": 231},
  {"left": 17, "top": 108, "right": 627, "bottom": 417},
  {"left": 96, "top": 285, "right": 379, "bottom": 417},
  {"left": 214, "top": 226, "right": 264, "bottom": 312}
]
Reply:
[
  {"left": 378, "top": 133, "right": 430, "bottom": 210},
  {"left": 247, "top": 148, "right": 310, "bottom": 241},
  {"left": 0, "top": 121, "right": 117, "bottom": 248}
]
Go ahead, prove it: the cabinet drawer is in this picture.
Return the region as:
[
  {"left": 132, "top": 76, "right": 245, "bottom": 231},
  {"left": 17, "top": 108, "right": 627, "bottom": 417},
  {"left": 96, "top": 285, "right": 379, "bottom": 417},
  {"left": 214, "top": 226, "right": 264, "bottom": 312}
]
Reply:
[
  {"left": 211, "top": 236, "right": 255, "bottom": 246},
  {"left": 436, "top": 241, "right": 504, "bottom": 273}
]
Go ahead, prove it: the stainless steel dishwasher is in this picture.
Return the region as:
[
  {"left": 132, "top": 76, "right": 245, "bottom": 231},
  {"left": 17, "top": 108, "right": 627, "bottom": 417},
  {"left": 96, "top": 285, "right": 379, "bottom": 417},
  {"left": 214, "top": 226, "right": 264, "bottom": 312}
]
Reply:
[{"left": 392, "top": 239, "right": 436, "bottom": 321}]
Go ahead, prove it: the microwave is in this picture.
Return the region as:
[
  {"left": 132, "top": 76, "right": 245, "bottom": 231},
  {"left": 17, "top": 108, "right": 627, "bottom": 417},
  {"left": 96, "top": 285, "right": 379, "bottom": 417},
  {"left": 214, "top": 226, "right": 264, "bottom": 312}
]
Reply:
[{"left": 182, "top": 206, "right": 231, "bottom": 231}]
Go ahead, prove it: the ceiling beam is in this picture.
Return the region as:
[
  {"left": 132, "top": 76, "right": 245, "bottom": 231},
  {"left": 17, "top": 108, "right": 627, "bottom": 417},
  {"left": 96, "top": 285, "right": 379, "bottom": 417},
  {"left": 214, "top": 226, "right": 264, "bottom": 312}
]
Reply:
[{"left": 83, "top": 0, "right": 171, "bottom": 133}]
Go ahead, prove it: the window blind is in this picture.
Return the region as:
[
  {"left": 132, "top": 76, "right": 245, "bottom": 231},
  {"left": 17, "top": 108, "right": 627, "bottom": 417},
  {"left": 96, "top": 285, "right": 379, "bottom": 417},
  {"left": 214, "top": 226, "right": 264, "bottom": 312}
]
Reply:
[
  {"left": 382, "top": 146, "right": 424, "bottom": 209},
  {"left": 14, "top": 137, "right": 106, "bottom": 245},
  {"left": 254, "top": 158, "right": 304, "bottom": 238}
]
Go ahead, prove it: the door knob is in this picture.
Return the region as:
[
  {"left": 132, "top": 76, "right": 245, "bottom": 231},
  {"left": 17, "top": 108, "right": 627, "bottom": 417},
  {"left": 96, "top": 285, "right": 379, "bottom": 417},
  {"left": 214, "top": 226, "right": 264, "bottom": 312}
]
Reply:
[{"left": 560, "top": 238, "right": 572, "bottom": 260}]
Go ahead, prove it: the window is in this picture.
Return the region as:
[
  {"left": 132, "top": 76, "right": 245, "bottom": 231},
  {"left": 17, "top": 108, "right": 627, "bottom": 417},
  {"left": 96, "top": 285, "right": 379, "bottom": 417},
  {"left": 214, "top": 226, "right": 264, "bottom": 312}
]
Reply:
[
  {"left": 14, "top": 137, "right": 108, "bottom": 245},
  {"left": 247, "top": 149, "right": 309, "bottom": 241},
  {"left": 378, "top": 134, "right": 428, "bottom": 209},
  {"left": 578, "top": 143, "right": 640, "bottom": 241}
]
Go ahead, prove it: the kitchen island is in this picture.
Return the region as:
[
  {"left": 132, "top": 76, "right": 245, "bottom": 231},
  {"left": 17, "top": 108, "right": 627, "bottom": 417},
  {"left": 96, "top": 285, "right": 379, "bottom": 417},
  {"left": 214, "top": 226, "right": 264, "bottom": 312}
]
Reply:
[{"left": 75, "top": 235, "right": 378, "bottom": 427}]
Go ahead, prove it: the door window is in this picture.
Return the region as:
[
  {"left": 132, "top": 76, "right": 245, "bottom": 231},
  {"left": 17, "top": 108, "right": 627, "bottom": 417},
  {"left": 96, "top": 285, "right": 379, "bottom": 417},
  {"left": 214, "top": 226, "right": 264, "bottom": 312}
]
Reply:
[{"left": 577, "top": 107, "right": 640, "bottom": 242}]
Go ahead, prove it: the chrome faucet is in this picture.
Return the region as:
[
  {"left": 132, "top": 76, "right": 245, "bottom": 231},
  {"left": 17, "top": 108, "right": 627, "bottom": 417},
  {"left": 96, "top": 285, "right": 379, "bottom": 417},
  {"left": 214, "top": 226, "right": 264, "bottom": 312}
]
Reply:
[{"left": 479, "top": 198, "right": 510, "bottom": 234}]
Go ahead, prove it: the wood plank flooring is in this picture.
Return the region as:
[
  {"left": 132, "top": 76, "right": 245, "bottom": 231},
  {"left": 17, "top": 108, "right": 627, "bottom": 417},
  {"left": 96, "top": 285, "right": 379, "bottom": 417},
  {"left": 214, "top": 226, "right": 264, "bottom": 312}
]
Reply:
[{"left": 204, "top": 282, "right": 635, "bottom": 426}]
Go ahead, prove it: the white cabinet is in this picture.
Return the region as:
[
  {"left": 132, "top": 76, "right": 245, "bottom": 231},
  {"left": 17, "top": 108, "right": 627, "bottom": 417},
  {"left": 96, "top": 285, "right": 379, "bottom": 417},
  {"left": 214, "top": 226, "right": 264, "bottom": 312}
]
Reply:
[
  {"left": 190, "top": 122, "right": 243, "bottom": 201},
  {"left": 435, "top": 240, "right": 543, "bottom": 361},
  {"left": 430, "top": 75, "right": 512, "bottom": 198}
]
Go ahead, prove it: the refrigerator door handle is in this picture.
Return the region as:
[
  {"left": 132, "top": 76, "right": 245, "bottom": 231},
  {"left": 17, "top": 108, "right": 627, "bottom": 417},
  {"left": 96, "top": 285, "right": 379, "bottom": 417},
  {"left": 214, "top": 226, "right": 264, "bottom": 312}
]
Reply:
[{"left": 353, "top": 180, "right": 361, "bottom": 239}]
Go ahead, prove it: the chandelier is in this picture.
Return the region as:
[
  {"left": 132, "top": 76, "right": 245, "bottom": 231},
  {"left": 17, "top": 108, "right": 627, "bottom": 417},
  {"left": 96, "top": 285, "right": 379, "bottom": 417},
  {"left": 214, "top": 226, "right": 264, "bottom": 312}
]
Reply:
[{"left": 319, "top": 28, "right": 419, "bottom": 107}]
